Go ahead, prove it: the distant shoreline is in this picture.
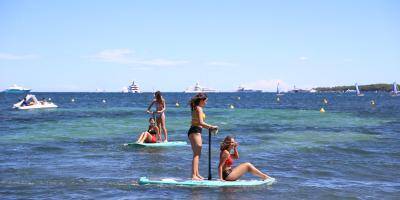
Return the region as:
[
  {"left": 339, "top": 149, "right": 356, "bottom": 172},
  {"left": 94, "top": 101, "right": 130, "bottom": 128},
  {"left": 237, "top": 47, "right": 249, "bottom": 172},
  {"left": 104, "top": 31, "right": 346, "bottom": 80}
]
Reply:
[{"left": 314, "top": 83, "right": 398, "bottom": 92}]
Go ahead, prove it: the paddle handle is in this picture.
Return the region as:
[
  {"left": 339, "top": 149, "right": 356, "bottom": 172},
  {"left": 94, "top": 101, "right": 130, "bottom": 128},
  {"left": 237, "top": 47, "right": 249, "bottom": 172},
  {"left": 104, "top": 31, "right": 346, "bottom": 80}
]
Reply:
[{"left": 208, "top": 129, "right": 212, "bottom": 180}]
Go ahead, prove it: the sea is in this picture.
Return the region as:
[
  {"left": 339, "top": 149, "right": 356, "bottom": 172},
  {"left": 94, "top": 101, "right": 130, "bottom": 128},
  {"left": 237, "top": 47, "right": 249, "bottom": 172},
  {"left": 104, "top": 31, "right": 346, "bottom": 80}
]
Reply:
[{"left": 0, "top": 92, "right": 399, "bottom": 199}]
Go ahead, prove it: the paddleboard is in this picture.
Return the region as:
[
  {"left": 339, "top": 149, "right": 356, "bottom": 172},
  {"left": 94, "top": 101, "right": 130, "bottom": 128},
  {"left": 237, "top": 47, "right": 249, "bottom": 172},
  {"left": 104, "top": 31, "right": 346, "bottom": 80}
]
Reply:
[
  {"left": 138, "top": 177, "right": 276, "bottom": 187},
  {"left": 124, "top": 141, "right": 187, "bottom": 147}
]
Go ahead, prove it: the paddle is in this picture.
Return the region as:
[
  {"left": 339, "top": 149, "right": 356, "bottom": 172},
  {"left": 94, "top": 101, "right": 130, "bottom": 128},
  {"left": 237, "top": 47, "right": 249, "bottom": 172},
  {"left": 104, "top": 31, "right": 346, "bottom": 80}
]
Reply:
[
  {"left": 208, "top": 129, "right": 212, "bottom": 180},
  {"left": 208, "top": 127, "right": 218, "bottom": 180}
]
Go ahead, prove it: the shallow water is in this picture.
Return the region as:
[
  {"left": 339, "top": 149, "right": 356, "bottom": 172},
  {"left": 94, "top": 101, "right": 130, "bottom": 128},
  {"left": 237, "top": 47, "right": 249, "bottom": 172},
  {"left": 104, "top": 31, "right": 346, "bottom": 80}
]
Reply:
[{"left": 1, "top": 92, "right": 399, "bottom": 199}]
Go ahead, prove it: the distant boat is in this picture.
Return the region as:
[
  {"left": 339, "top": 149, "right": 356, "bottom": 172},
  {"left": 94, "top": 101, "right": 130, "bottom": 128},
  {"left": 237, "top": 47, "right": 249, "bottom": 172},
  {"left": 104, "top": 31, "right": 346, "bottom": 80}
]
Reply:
[
  {"left": 96, "top": 88, "right": 106, "bottom": 92},
  {"left": 309, "top": 89, "right": 317, "bottom": 93},
  {"left": 237, "top": 85, "right": 262, "bottom": 93},
  {"left": 345, "top": 89, "right": 356, "bottom": 93},
  {"left": 289, "top": 85, "right": 309, "bottom": 93},
  {"left": 184, "top": 82, "right": 217, "bottom": 93},
  {"left": 13, "top": 94, "right": 58, "bottom": 110},
  {"left": 3, "top": 84, "right": 30, "bottom": 94},
  {"left": 355, "top": 83, "right": 364, "bottom": 96},
  {"left": 276, "top": 83, "right": 284, "bottom": 96},
  {"left": 391, "top": 82, "right": 398, "bottom": 96},
  {"left": 128, "top": 81, "right": 141, "bottom": 93}
]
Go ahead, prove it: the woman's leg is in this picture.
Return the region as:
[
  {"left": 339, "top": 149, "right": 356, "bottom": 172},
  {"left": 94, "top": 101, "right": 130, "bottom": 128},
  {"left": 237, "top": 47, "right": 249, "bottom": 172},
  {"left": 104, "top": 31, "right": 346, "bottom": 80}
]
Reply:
[
  {"left": 156, "top": 117, "right": 162, "bottom": 141},
  {"left": 137, "top": 132, "right": 147, "bottom": 143},
  {"left": 160, "top": 113, "right": 168, "bottom": 142},
  {"left": 189, "top": 133, "right": 203, "bottom": 180},
  {"left": 144, "top": 133, "right": 154, "bottom": 143},
  {"left": 225, "top": 162, "right": 269, "bottom": 181}
]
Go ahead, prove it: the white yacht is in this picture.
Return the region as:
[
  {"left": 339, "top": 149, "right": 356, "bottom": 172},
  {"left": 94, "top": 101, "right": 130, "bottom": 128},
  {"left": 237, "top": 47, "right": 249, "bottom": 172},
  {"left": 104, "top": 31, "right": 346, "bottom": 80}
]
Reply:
[
  {"left": 13, "top": 94, "right": 58, "bottom": 110},
  {"left": 236, "top": 85, "right": 262, "bottom": 93},
  {"left": 128, "top": 81, "right": 141, "bottom": 93},
  {"left": 184, "top": 82, "right": 217, "bottom": 93},
  {"left": 3, "top": 84, "right": 30, "bottom": 94}
]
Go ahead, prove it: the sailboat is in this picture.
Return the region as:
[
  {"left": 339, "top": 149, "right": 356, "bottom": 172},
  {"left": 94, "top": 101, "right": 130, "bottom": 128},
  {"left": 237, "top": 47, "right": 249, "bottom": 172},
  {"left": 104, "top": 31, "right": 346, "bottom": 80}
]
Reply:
[
  {"left": 355, "top": 83, "right": 364, "bottom": 96},
  {"left": 391, "top": 82, "right": 398, "bottom": 96},
  {"left": 276, "top": 83, "right": 284, "bottom": 96}
]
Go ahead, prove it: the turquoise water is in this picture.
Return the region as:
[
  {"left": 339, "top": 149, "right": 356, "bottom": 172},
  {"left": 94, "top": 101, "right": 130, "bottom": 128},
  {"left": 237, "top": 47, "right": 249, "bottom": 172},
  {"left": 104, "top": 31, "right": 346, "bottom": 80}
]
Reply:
[{"left": 1, "top": 92, "right": 399, "bottom": 199}]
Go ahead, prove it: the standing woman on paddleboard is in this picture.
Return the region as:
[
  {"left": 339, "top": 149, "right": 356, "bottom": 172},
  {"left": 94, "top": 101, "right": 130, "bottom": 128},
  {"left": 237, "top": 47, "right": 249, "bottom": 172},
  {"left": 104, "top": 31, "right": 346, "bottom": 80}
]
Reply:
[
  {"left": 218, "top": 136, "right": 270, "bottom": 181},
  {"left": 188, "top": 93, "right": 218, "bottom": 180},
  {"left": 147, "top": 91, "right": 168, "bottom": 142}
]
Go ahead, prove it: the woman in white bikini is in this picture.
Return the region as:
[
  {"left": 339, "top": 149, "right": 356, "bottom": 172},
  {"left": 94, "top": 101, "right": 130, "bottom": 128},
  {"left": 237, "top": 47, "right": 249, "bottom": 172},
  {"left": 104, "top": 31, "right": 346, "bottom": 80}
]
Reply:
[{"left": 147, "top": 91, "right": 168, "bottom": 142}]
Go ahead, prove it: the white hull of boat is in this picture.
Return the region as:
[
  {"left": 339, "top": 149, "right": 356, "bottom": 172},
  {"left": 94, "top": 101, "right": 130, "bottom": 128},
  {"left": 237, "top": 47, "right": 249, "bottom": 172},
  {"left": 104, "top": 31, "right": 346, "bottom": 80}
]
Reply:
[
  {"left": 14, "top": 103, "right": 58, "bottom": 110},
  {"left": 13, "top": 102, "right": 58, "bottom": 110},
  {"left": 13, "top": 94, "right": 58, "bottom": 110}
]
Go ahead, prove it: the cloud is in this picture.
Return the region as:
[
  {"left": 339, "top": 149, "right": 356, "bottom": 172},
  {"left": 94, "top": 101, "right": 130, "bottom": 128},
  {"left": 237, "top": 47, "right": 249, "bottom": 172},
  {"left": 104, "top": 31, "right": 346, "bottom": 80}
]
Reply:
[
  {"left": 0, "top": 53, "right": 38, "bottom": 60},
  {"left": 299, "top": 56, "right": 309, "bottom": 61},
  {"left": 206, "top": 61, "right": 238, "bottom": 67},
  {"left": 240, "top": 79, "right": 290, "bottom": 92},
  {"left": 88, "top": 49, "right": 189, "bottom": 66}
]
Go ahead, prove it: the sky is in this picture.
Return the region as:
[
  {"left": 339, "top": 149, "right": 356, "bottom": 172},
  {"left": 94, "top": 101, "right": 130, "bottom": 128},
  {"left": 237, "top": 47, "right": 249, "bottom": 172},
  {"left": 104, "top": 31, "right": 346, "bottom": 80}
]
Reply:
[{"left": 0, "top": 0, "right": 399, "bottom": 92}]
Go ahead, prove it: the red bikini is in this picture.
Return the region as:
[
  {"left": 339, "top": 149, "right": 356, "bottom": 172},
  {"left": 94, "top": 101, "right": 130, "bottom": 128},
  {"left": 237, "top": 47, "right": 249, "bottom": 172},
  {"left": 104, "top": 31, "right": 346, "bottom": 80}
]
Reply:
[{"left": 225, "top": 154, "right": 234, "bottom": 167}]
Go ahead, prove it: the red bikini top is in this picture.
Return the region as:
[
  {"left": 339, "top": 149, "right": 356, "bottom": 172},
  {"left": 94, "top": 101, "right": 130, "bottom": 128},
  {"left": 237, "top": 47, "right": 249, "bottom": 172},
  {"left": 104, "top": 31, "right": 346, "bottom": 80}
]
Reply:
[{"left": 225, "top": 154, "right": 234, "bottom": 167}]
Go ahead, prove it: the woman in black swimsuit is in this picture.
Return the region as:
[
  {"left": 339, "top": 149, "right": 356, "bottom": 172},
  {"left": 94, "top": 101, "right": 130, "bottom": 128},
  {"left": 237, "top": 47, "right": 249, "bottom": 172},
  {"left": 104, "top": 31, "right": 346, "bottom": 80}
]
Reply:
[
  {"left": 188, "top": 93, "right": 218, "bottom": 180},
  {"left": 136, "top": 118, "right": 159, "bottom": 143}
]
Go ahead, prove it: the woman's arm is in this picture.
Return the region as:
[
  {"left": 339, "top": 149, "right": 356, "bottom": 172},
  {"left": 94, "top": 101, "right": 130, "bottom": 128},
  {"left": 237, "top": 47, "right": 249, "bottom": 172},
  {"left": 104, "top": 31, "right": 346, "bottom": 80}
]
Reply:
[
  {"left": 231, "top": 144, "right": 239, "bottom": 159},
  {"left": 196, "top": 107, "right": 213, "bottom": 129},
  {"left": 146, "top": 100, "right": 155, "bottom": 112},
  {"left": 218, "top": 151, "right": 229, "bottom": 180}
]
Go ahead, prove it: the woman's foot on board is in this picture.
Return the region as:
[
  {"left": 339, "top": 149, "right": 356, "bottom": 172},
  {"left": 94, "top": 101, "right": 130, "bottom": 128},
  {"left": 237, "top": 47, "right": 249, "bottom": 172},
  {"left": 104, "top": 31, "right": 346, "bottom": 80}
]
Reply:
[
  {"left": 196, "top": 175, "right": 204, "bottom": 180},
  {"left": 191, "top": 176, "right": 203, "bottom": 181}
]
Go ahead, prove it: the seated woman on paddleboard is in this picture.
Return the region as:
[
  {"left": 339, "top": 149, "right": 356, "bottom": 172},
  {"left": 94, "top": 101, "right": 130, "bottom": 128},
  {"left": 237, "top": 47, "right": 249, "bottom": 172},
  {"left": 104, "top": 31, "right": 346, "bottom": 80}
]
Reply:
[
  {"left": 146, "top": 91, "right": 168, "bottom": 142},
  {"left": 218, "top": 136, "right": 270, "bottom": 181},
  {"left": 188, "top": 93, "right": 218, "bottom": 180},
  {"left": 136, "top": 118, "right": 160, "bottom": 143}
]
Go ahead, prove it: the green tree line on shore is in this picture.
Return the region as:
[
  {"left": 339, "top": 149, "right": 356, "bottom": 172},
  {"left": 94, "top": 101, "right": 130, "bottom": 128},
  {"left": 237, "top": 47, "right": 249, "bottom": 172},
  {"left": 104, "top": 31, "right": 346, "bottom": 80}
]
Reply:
[{"left": 314, "top": 83, "right": 398, "bottom": 92}]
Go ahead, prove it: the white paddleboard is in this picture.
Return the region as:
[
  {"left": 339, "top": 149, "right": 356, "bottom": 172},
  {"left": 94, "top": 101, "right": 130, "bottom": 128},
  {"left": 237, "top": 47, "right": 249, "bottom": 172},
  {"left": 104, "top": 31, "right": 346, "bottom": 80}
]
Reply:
[
  {"left": 124, "top": 141, "right": 187, "bottom": 147},
  {"left": 138, "top": 177, "right": 276, "bottom": 187}
]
